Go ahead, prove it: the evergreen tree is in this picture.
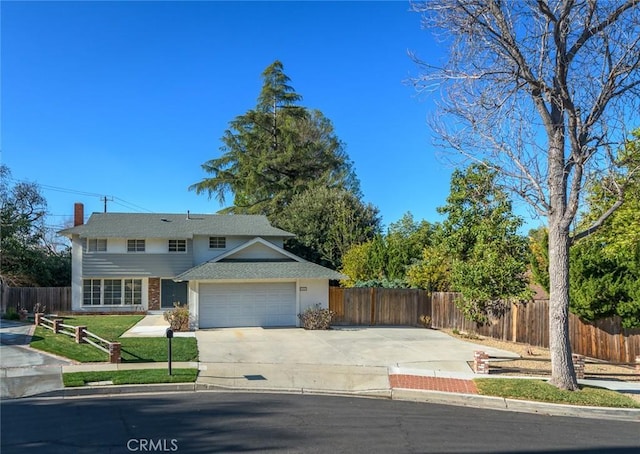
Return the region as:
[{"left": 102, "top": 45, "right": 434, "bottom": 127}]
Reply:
[
  {"left": 190, "top": 60, "right": 359, "bottom": 217},
  {"left": 438, "top": 164, "right": 532, "bottom": 324},
  {"left": 275, "top": 186, "right": 380, "bottom": 269},
  {"left": 569, "top": 238, "right": 640, "bottom": 328}
]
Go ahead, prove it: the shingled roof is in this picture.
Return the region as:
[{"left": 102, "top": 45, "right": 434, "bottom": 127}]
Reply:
[
  {"left": 175, "top": 261, "right": 347, "bottom": 281},
  {"left": 58, "top": 213, "right": 295, "bottom": 239}
]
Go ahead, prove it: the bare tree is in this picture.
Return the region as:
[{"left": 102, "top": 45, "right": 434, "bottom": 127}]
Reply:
[{"left": 411, "top": 0, "right": 640, "bottom": 390}]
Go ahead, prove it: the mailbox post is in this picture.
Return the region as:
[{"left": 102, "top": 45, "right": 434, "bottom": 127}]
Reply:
[{"left": 166, "top": 328, "right": 174, "bottom": 376}]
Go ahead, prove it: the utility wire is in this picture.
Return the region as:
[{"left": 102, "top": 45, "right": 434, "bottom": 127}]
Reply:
[{"left": 6, "top": 176, "right": 155, "bottom": 213}]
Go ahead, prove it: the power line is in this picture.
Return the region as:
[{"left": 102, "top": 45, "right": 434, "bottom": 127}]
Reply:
[
  {"left": 113, "top": 197, "right": 154, "bottom": 213},
  {"left": 6, "top": 176, "right": 155, "bottom": 214},
  {"left": 33, "top": 182, "right": 106, "bottom": 198}
]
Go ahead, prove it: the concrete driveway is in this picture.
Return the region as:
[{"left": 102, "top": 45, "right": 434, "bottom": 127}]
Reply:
[
  {"left": 196, "top": 326, "right": 518, "bottom": 373},
  {"left": 0, "top": 319, "right": 71, "bottom": 399}
]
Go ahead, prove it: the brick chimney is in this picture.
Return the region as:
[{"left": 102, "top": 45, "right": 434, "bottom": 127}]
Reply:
[{"left": 74, "top": 203, "right": 84, "bottom": 226}]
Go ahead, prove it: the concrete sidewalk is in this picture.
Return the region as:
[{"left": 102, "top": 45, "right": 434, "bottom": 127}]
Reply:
[
  {"left": 54, "top": 360, "right": 640, "bottom": 421},
  {"left": 120, "top": 315, "right": 195, "bottom": 338}
]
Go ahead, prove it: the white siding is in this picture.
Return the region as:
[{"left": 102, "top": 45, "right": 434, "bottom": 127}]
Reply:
[
  {"left": 188, "top": 281, "right": 199, "bottom": 330},
  {"left": 102, "top": 238, "right": 188, "bottom": 254},
  {"left": 298, "top": 279, "right": 329, "bottom": 313},
  {"left": 71, "top": 234, "right": 84, "bottom": 310},
  {"left": 192, "top": 236, "right": 286, "bottom": 264},
  {"left": 192, "top": 235, "right": 245, "bottom": 264}
]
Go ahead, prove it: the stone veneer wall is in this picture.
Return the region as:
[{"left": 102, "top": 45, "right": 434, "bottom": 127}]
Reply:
[{"left": 148, "top": 278, "right": 160, "bottom": 310}]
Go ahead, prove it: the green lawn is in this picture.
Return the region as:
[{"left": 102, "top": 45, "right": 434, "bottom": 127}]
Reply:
[
  {"left": 30, "top": 315, "right": 198, "bottom": 363},
  {"left": 475, "top": 378, "right": 640, "bottom": 408},
  {"left": 63, "top": 368, "right": 198, "bottom": 387}
]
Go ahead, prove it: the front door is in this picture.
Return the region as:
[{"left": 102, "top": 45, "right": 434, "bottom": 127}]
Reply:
[{"left": 161, "top": 280, "right": 188, "bottom": 309}]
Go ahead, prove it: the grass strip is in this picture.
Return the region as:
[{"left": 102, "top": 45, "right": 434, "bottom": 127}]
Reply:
[
  {"left": 30, "top": 315, "right": 198, "bottom": 363},
  {"left": 63, "top": 368, "right": 198, "bottom": 387},
  {"left": 474, "top": 378, "right": 640, "bottom": 408}
]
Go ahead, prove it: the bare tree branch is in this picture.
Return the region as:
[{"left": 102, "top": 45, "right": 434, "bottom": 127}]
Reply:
[{"left": 409, "top": 0, "right": 640, "bottom": 391}]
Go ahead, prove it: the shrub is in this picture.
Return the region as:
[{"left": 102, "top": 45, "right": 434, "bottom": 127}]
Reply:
[
  {"left": 163, "top": 303, "right": 191, "bottom": 331},
  {"left": 2, "top": 307, "right": 20, "bottom": 320},
  {"left": 33, "top": 303, "right": 47, "bottom": 314},
  {"left": 298, "top": 304, "right": 334, "bottom": 330},
  {"left": 419, "top": 314, "right": 432, "bottom": 328}
]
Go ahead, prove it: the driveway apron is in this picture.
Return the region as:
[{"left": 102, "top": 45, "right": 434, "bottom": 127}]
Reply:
[
  {"left": 196, "top": 326, "right": 518, "bottom": 370},
  {"left": 195, "top": 326, "right": 519, "bottom": 393}
]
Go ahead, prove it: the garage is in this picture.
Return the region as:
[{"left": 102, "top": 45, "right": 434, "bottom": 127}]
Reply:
[{"left": 199, "top": 282, "right": 297, "bottom": 328}]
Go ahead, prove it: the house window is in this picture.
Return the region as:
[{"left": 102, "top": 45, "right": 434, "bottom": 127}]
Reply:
[
  {"left": 103, "top": 279, "right": 122, "bottom": 305},
  {"left": 82, "top": 279, "right": 142, "bottom": 306},
  {"left": 127, "top": 239, "right": 145, "bottom": 252},
  {"left": 124, "top": 279, "right": 142, "bottom": 305},
  {"left": 168, "top": 239, "right": 186, "bottom": 252},
  {"left": 87, "top": 239, "right": 107, "bottom": 252},
  {"left": 83, "top": 279, "right": 101, "bottom": 305},
  {"left": 209, "top": 236, "right": 226, "bottom": 249}
]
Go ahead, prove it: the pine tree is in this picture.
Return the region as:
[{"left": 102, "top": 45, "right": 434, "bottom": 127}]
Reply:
[{"left": 190, "top": 60, "right": 359, "bottom": 216}]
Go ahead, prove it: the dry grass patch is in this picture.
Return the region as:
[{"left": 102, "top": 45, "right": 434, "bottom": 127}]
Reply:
[{"left": 442, "top": 328, "right": 638, "bottom": 381}]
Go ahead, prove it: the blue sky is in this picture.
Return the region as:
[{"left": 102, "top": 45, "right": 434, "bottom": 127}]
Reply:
[{"left": 1, "top": 1, "right": 538, "bottom": 233}]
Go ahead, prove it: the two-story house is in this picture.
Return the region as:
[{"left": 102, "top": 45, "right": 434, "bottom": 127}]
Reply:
[{"left": 59, "top": 203, "right": 345, "bottom": 328}]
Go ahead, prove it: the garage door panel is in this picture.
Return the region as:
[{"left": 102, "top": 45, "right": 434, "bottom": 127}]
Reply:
[{"left": 199, "top": 282, "right": 296, "bottom": 328}]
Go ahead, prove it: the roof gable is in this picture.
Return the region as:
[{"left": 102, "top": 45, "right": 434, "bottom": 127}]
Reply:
[
  {"left": 213, "top": 237, "right": 303, "bottom": 263},
  {"left": 174, "top": 237, "right": 347, "bottom": 281}
]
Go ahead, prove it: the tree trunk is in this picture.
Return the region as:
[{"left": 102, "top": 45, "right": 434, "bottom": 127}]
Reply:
[{"left": 547, "top": 219, "right": 579, "bottom": 390}]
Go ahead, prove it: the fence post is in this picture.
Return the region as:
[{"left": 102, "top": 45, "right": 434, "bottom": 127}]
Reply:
[
  {"left": 474, "top": 350, "right": 490, "bottom": 374},
  {"left": 635, "top": 355, "right": 640, "bottom": 375},
  {"left": 75, "top": 326, "right": 87, "bottom": 344},
  {"left": 369, "top": 287, "right": 376, "bottom": 326},
  {"left": 511, "top": 303, "right": 518, "bottom": 342},
  {"left": 108, "top": 342, "right": 121, "bottom": 363},
  {"left": 35, "top": 313, "right": 42, "bottom": 326},
  {"left": 572, "top": 354, "right": 585, "bottom": 379},
  {"left": 53, "top": 319, "right": 62, "bottom": 334}
]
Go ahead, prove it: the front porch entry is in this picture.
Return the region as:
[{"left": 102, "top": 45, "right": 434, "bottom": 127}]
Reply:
[{"left": 161, "top": 279, "right": 188, "bottom": 309}]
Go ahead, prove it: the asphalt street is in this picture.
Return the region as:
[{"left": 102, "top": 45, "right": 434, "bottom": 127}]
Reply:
[{"left": 2, "top": 392, "right": 638, "bottom": 454}]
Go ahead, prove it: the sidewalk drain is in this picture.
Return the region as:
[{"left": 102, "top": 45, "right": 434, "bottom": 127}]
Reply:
[{"left": 244, "top": 375, "right": 266, "bottom": 381}]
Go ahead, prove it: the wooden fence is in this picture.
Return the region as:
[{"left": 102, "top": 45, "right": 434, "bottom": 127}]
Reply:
[
  {"left": 329, "top": 287, "right": 430, "bottom": 326},
  {"left": 430, "top": 292, "right": 640, "bottom": 364},
  {"left": 36, "top": 314, "right": 121, "bottom": 363},
  {"left": 0, "top": 285, "right": 72, "bottom": 314}
]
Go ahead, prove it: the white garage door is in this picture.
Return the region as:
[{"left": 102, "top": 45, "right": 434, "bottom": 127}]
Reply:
[{"left": 199, "top": 282, "right": 297, "bottom": 328}]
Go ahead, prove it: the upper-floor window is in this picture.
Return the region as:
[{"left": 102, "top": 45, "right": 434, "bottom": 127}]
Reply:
[
  {"left": 168, "top": 239, "right": 186, "bottom": 252},
  {"left": 127, "top": 239, "right": 146, "bottom": 252},
  {"left": 87, "top": 238, "right": 107, "bottom": 252},
  {"left": 209, "top": 236, "right": 226, "bottom": 249}
]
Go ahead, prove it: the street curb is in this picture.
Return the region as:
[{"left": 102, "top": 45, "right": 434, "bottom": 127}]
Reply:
[
  {"left": 195, "top": 382, "right": 393, "bottom": 398},
  {"left": 391, "top": 388, "right": 640, "bottom": 422},
  {"left": 27, "top": 382, "right": 640, "bottom": 422},
  {"left": 32, "top": 383, "right": 198, "bottom": 398},
  {"left": 33, "top": 382, "right": 393, "bottom": 400}
]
